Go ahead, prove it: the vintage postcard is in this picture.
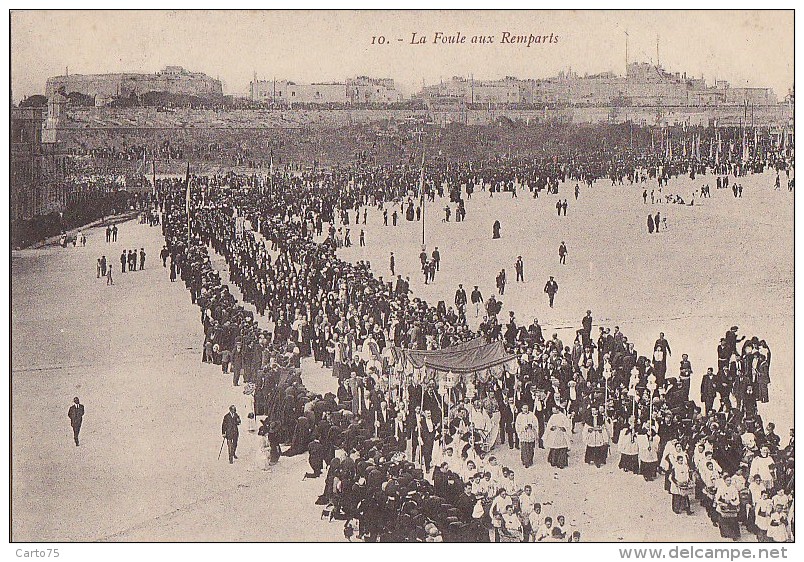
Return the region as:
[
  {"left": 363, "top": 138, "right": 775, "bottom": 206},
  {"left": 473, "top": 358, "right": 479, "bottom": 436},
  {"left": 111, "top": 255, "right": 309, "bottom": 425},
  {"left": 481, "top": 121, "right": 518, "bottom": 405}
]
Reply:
[{"left": 9, "top": 8, "right": 794, "bottom": 549}]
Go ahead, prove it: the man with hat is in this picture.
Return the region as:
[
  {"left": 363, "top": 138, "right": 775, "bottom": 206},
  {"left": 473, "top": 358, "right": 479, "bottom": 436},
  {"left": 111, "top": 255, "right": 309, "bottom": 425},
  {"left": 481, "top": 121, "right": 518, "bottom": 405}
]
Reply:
[
  {"left": 724, "top": 326, "right": 744, "bottom": 357},
  {"left": 543, "top": 276, "right": 558, "bottom": 308},
  {"left": 470, "top": 285, "right": 483, "bottom": 318},
  {"left": 579, "top": 310, "right": 593, "bottom": 346},
  {"left": 700, "top": 367, "right": 718, "bottom": 415},
  {"left": 454, "top": 284, "right": 467, "bottom": 317},
  {"left": 678, "top": 354, "right": 692, "bottom": 400},
  {"left": 221, "top": 405, "right": 241, "bottom": 464},
  {"left": 68, "top": 397, "right": 84, "bottom": 446},
  {"left": 717, "top": 337, "right": 731, "bottom": 374},
  {"left": 417, "top": 409, "right": 437, "bottom": 472}
]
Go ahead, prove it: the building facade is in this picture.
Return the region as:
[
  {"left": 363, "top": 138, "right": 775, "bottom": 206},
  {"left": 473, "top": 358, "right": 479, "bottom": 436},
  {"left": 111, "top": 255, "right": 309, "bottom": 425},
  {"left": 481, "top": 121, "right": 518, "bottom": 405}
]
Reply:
[
  {"left": 10, "top": 106, "right": 69, "bottom": 222},
  {"left": 250, "top": 76, "right": 401, "bottom": 105},
  {"left": 250, "top": 79, "right": 349, "bottom": 104},
  {"left": 421, "top": 76, "right": 522, "bottom": 105},
  {"left": 346, "top": 76, "right": 402, "bottom": 104}
]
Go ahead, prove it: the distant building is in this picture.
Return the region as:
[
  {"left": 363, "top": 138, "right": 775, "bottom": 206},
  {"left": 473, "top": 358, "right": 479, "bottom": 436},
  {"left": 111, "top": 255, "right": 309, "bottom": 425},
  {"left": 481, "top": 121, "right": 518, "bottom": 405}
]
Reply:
[
  {"left": 418, "top": 63, "right": 779, "bottom": 108},
  {"left": 346, "top": 76, "right": 402, "bottom": 104},
  {"left": 250, "top": 79, "right": 348, "bottom": 105},
  {"left": 249, "top": 76, "right": 401, "bottom": 105},
  {"left": 420, "top": 76, "right": 522, "bottom": 106},
  {"left": 721, "top": 86, "right": 777, "bottom": 106},
  {"left": 45, "top": 66, "right": 223, "bottom": 103}
]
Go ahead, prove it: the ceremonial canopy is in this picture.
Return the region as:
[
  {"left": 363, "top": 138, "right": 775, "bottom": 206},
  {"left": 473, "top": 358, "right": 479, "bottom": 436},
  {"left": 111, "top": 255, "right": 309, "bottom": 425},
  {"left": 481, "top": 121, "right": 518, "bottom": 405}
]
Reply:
[{"left": 388, "top": 337, "right": 518, "bottom": 377}]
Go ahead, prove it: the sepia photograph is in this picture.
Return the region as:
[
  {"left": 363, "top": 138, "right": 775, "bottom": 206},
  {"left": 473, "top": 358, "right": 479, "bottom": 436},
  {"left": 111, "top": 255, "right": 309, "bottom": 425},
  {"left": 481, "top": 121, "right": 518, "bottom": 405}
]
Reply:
[{"left": 8, "top": 7, "right": 795, "bottom": 548}]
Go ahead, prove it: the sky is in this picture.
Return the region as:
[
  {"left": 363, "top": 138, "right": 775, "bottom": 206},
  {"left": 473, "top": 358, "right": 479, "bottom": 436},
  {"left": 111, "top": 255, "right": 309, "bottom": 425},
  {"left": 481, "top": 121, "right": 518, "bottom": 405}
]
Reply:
[{"left": 10, "top": 10, "right": 794, "bottom": 102}]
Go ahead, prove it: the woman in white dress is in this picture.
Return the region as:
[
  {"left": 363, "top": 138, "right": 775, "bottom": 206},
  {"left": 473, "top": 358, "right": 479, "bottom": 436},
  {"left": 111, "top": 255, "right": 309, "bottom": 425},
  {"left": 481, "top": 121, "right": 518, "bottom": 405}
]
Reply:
[{"left": 254, "top": 418, "right": 272, "bottom": 471}]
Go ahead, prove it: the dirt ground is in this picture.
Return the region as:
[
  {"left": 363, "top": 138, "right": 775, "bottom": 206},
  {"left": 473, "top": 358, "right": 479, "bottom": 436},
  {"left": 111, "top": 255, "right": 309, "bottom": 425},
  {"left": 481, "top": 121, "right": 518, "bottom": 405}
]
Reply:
[{"left": 337, "top": 168, "right": 793, "bottom": 435}]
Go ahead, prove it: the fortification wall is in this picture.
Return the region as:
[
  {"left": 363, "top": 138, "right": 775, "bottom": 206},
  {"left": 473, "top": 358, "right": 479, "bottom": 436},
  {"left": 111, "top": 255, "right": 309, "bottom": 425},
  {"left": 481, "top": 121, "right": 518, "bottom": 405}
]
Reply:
[{"left": 57, "top": 104, "right": 791, "bottom": 131}]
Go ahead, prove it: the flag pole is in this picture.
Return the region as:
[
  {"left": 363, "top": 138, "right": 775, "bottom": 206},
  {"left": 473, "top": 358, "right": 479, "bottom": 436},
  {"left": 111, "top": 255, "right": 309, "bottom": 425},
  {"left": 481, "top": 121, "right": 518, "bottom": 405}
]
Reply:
[
  {"left": 185, "top": 162, "right": 191, "bottom": 244},
  {"left": 419, "top": 143, "right": 426, "bottom": 247},
  {"left": 269, "top": 149, "right": 274, "bottom": 198}
]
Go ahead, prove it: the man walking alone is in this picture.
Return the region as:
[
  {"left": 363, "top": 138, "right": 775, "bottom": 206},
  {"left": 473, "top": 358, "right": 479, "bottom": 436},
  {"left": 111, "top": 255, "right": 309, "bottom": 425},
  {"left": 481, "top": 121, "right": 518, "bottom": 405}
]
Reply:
[
  {"left": 515, "top": 256, "right": 524, "bottom": 282},
  {"left": 544, "top": 275, "right": 558, "bottom": 308},
  {"left": 68, "top": 397, "right": 84, "bottom": 446},
  {"left": 222, "top": 405, "right": 241, "bottom": 464},
  {"left": 544, "top": 276, "right": 559, "bottom": 308}
]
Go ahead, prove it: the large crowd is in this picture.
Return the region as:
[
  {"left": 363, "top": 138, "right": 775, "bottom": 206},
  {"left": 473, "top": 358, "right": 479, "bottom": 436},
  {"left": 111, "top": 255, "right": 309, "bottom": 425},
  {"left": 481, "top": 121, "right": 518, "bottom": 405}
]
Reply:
[{"left": 153, "top": 131, "right": 792, "bottom": 542}]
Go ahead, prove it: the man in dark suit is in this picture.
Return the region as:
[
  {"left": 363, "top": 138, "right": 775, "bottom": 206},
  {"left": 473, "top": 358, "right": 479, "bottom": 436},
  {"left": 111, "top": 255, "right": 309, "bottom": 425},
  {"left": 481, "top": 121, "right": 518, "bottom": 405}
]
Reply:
[
  {"left": 454, "top": 284, "right": 467, "bottom": 315},
  {"left": 68, "top": 397, "right": 84, "bottom": 446},
  {"left": 418, "top": 410, "right": 437, "bottom": 472},
  {"left": 471, "top": 286, "right": 483, "bottom": 317},
  {"left": 372, "top": 400, "right": 396, "bottom": 440},
  {"left": 221, "top": 405, "right": 241, "bottom": 464},
  {"left": 422, "top": 383, "right": 443, "bottom": 424},
  {"left": 528, "top": 318, "right": 544, "bottom": 345},
  {"left": 581, "top": 310, "right": 593, "bottom": 344},
  {"left": 544, "top": 276, "right": 558, "bottom": 307},
  {"left": 724, "top": 326, "right": 744, "bottom": 357},
  {"left": 499, "top": 395, "right": 519, "bottom": 449},
  {"left": 700, "top": 368, "right": 718, "bottom": 414},
  {"left": 654, "top": 332, "right": 672, "bottom": 358},
  {"left": 717, "top": 338, "right": 731, "bottom": 374}
]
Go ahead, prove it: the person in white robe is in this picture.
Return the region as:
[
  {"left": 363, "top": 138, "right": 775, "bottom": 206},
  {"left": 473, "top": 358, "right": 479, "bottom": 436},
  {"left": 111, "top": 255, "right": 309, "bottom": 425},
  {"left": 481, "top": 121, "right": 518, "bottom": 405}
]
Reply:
[
  {"left": 767, "top": 503, "right": 790, "bottom": 542},
  {"left": 715, "top": 475, "right": 741, "bottom": 540},
  {"left": 754, "top": 488, "right": 773, "bottom": 540},
  {"left": 749, "top": 446, "right": 775, "bottom": 491},
  {"left": 544, "top": 406, "right": 571, "bottom": 469},
  {"left": 669, "top": 454, "right": 695, "bottom": 515},
  {"left": 582, "top": 406, "right": 609, "bottom": 467},
  {"left": 636, "top": 428, "right": 660, "bottom": 481}
]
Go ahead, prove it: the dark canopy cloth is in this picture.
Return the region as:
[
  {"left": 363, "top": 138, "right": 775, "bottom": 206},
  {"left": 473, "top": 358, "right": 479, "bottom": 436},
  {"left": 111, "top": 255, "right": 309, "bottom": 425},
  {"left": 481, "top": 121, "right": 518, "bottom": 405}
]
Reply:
[{"left": 390, "top": 338, "right": 517, "bottom": 375}]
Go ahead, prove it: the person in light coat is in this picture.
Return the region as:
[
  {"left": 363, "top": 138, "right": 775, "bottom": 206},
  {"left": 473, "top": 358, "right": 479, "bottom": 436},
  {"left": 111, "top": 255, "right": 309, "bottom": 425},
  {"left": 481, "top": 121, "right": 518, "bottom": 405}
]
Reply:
[{"left": 637, "top": 427, "right": 660, "bottom": 481}]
